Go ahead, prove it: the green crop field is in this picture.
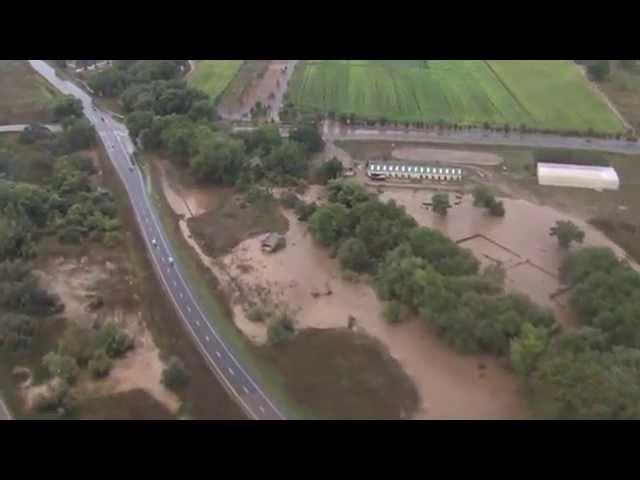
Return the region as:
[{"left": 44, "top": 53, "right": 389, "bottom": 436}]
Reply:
[
  {"left": 188, "top": 60, "right": 243, "bottom": 99},
  {"left": 287, "top": 60, "right": 625, "bottom": 134}
]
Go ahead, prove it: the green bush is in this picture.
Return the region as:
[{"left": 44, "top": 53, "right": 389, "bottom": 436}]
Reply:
[
  {"left": 162, "top": 356, "right": 190, "bottom": 391},
  {"left": 43, "top": 352, "right": 80, "bottom": 385},
  {"left": 95, "top": 322, "right": 134, "bottom": 358},
  {"left": 88, "top": 349, "right": 113, "bottom": 379},
  {"left": 267, "top": 312, "right": 295, "bottom": 345},
  {"left": 383, "top": 301, "right": 407, "bottom": 324}
]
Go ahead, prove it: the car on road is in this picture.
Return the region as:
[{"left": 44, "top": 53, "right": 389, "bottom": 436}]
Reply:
[
  {"left": 152, "top": 239, "right": 158, "bottom": 248},
  {"left": 168, "top": 257, "right": 174, "bottom": 266}
]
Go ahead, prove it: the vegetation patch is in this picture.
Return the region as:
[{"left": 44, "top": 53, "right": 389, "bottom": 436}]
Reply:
[
  {"left": 257, "top": 328, "right": 420, "bottom": 419},
  {"left": 188, "top": 188, "right": 289, "bottom": 258},
  {"left": 188, "top": 61, "right": 243, "bottom": 100},
  {"left": 287, "top": 60, "right": 624, "bottom": 134},
  {"left": 0, "top": 61, "right": 58, "bottom": 125}
]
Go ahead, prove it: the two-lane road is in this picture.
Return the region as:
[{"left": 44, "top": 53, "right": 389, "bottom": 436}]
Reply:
[{"left": 28, "top": 60, "right": 285, "bottom": 420}]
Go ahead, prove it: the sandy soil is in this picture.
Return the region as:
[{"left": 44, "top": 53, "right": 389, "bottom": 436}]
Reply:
[
  {"left": 29, "top": 254, "right": 180, "bottom": 414},
  {"left": 392, "top": 146, "right": 503, "bottom": 166}
]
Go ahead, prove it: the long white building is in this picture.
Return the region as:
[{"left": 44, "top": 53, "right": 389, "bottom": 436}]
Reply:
[
  {"left": 537, "top": 162, "right": 620, "bottom": 191},
  {"left": 367, "top": 162, "right": 463, "bottom": 182}
]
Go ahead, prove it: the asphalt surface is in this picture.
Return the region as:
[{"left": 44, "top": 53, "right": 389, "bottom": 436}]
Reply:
[
  {"left": 322, "top": 120, "right": 640, "bottom": 155},
  {"left": 28, "top": 60, "right": 285, "bottom": 420}
]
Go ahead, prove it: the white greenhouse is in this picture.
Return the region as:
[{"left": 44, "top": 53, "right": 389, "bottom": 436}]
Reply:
[{"left": 537, "top": 162, "right": 620, "bottom": 191}]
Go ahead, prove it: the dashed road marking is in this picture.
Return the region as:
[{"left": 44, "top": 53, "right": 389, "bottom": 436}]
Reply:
[
  {"left": 259, "top": 405, "right": 265, "bottom": 413},
  {"left": 228, "top": 367, "right": 235, "bottom": 376},
  {"left": 205, "top": 336, "right": 210, "bottom": 342},
  {"left": 242, "top": 385, "right": 249, "bottom": 394},
  {"left": 215, "top": 350, "right": 221, "bottom": 358}
]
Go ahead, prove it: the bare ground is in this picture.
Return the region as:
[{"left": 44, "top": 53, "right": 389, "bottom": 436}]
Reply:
[{"left": 392, "top": 146, "right": 503, "bottom": 166}]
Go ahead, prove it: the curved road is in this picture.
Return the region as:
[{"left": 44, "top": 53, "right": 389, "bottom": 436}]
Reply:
[{"left": 28, "top": 60, "right": 285, "bottom": 421}]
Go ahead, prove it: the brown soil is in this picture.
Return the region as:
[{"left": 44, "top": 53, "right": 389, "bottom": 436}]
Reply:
[{"left": 392, "top": 146, "right": 503, "bottom": 166}]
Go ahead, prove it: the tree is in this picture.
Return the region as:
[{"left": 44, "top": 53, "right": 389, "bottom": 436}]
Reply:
[
  {"left": 88, "top": 68, "right": 128, "bottom": 97},
  {"left": 488, "top": 199, "right": 505, "bottom": 217},
  {"left": 188, "top": 99, "right": 214, "bottom": 122},
  {"left": 316, "top": 157, "right": 343, "bottom": 184},
  {"left": 241, "top": 124, "right": 282, "bottom": 155},
  {"left": 383, "top": 301, "right": 408, "bottom": 324},
  {"left": 267, "top": 312, "right": 295, "bottom": 345},
  {"left": 550, "top": 220, "right": 585, "bottom": 248},
  {"left": 162, "top": 356, "right": 190, "bottom": 391},
  {"left": 62, "top": 119, "right": 97, "bottom": 151},
  {"left": 88, "top": 349, "right": 113, "bottom": 379},
  {"left": 510, "top": 323, "right": 550, "bottom": 378},
  {"left": 337, "top": 237, "right": 370, "bottom": 273},
  {"left": 190, "top": 134, "right": 246, "bottom": 185},
  {"left": 431, "top": 193, "right": 451, "bottom": 216},
  {"left": 472, "top": 185, "right": 494, "bottom": 208},
  {"left": 57, "top": 324, "right": 97, "bottom": 366},
  {"left": 43, "top": 352, "right": 80, "bottom": 385},
  {"left": 530, "top": 346, "right": 640, "bottom": 419},
  {"left": 262, "top": 141, "right": 308, "bottom": 179},
  {"left": 308, "top": 203, "right": 349, "bottom": 247},
  {"left": 95, "top": 322, "right": 134, "bottom": 358},
  {"left": 125, "top": 110, "right": 154, "bottom": 140},
  {"left": 289, "top": 124, "right": 324, "bottom": 153},
  {"left": 50, "top": 95, "right": 83, "bottom": 121}
]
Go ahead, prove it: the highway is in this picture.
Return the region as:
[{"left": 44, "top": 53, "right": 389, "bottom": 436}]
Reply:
[{"left": 28, "top": 60, "right": 286, "bottom": 420}]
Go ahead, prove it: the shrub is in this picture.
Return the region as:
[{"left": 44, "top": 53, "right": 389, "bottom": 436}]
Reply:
[
  {"left": 247, "top": 305, "right": 270, "bottom": 323},
  {"left": 43, "top": 352, "right": 80, "bottom": 385},
  {"left": 162, "top": 356, "right": 190, "bottom": 391},
  {"left": 383, "top": 301, "right": 408, "bottom": 324},
  {"left": 267, "top": 312, "right": 295, "bottom": 345},
  {"left": 88, "top": 349, "right": 113, "bottom": 379},
  {"left": 95, "top": 322, "right": 134, "bottom": 358}
]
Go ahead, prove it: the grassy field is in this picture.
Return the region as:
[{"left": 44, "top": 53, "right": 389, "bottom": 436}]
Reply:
[
  {"left": 0, "top": 60, "right": 58, "bottom": 125},
  {"left": 188, "top": 60, "right": 243, "bottom": 100},
  {"left": 288, "top": 60, "right": 625, "bottom": 133}
]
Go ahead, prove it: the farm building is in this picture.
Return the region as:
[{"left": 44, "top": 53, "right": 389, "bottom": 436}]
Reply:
[
  {"left": 537, "top": 162, "right": 620, "bottom": 191},
  {"left": 367, "top": 162, "right": 463, "bottom": 182}
]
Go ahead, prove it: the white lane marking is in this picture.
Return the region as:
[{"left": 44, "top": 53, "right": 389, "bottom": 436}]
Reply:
[
  {"left": 187, "top": 306, "right": 191, "bottom": 313},
  {"left": 215, "top": 350, "right": 221, "bottom": 358},
  {"left": 179, "top": 292, "right": 183, "bottom": 299},
  {"left": 205, "top": 336, "right": 210, "bottom": 342},
  {"left": 242, "top": 385, "right": 249, "bottom": 394},
  {"left": 195, "top": 320, "right": 200, "bottom": 326},
  {"left": 160, "top": 257, "right": 165, "bottom": 263},
  {"left": 259, "top": 405, "right": 265, "bottom": 413},
  {"left": 228, "top": 367, "right": 235, "bottom": 376},
  {"left": 173, "top": 280, "right": 177, "bottom": 287}
]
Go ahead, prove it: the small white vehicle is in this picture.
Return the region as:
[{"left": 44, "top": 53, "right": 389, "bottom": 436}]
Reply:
[
  {"left": 152, "top": 239, "right": 158, "bottom": 248},
  {"left": 168, "top": 257, "right": 174, "bottom": 266}
]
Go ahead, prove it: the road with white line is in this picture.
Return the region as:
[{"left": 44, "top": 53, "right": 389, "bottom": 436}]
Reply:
[{"left": 28, "top": 60, "right": 285, "bottom": 420}]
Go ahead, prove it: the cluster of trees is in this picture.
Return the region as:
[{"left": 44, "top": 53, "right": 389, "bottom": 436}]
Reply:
[
  {"left": 306, "top": 180, "right": 553, "bottom": 356},
  {"left": 513, "top": 246, "right": 640, "bottom": 418},
  {"left": 472, "top": 185, "right": 505, "bottom": 217},
  {"left": 431, "top": 193, "right": 451, "bottom": 216},
  {"left": 87, "top": 61, "right": 188, "bottom": 98},
  {"left": 0, "top": 260, "right": 62, "bottom": 352},
  {"left": 587, "top": 61, "right": 611, "bottom": 82},
  {"left": 44, "top": 321, "right": 134, "bottom": 383}
]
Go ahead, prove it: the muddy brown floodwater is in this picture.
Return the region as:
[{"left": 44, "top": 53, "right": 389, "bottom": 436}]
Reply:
[
  {"left": 378, "top": 187, "right": 640, "bottom": 327},
  {"left": 392, "top": 146, "right": 503, "bottom": 166}
]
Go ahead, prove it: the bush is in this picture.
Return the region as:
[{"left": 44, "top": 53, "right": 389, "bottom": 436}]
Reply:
[
  {"left": 280, "top": 192, "right": 302, "bottom": 210},
  {"left": 247, "top": 305, "right": 270, "bottom": 323},
  {"left": 337, "top": 237, "right": 370, "bottom": 273},
  {"left": 341, "top": 269, "right": 360, "bottom": 283},
  {"left": 58, "top": 324, "right": 97, "bottom": 366},
  {"left": 267, "top": 312, "right": 295, "bottom": 345},
  {"left": 162, "top": 356, "right": 190, "bottom": 391},
  {"left": 88, "top": 349, "right": 113, "bottom": 379},
  {"left": 383, "top": 301, "right": 407, "bottom": 324},
  {"left": 43, "top": 352, "right": 80, "bottom": 385},
  {"left": 316, "top": 157, "right": 344, "bottom": 184},
  {"left": 295, "top": 201, "right": 317, "bottom": 222},
  {"left": 103, "top": 231, "right": 121, "bottom": 248},
  {"left": 95, "top": 322, "right": 134, "bottom": 358}
]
